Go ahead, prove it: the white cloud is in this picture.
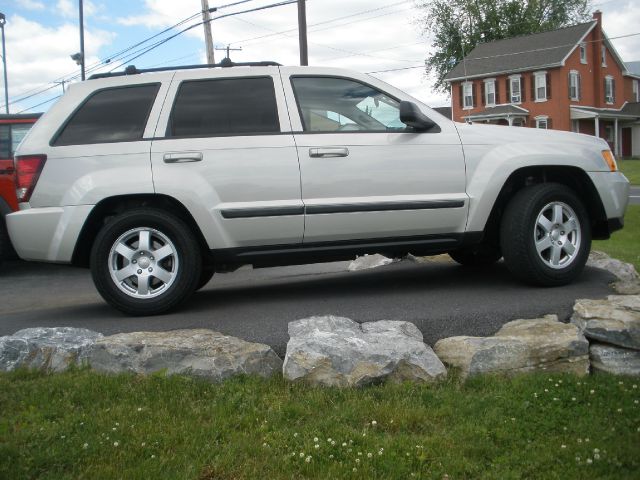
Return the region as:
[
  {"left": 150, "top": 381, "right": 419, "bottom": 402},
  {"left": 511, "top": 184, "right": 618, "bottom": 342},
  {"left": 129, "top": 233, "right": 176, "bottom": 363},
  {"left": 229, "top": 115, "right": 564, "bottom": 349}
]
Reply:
[
  {"left": 15, "top": 0, "right": 46, "bottom": 11},
  {"left": 0, "top": 15, "right": 115, "bottom": 112},
  {"left": 56, "top": 0, "right": 103, "bottom": 19},
  {"left": 602, "top": 2, "right": 640, "bottom": 62}
]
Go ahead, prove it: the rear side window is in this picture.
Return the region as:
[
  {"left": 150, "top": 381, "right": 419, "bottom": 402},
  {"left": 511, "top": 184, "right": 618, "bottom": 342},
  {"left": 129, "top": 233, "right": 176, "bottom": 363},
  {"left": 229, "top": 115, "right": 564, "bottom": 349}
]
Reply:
[
  {"left": 53, "top": 84, "right": 160, "bottom": 146},
  {"left": 168, "top": 77, "right": 280, "bottom": 137}
]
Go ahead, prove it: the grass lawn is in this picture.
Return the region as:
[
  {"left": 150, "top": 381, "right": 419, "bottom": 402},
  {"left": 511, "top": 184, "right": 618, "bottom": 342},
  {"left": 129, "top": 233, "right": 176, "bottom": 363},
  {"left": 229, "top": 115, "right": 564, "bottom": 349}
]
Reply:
[
  {"left": 0, "top": 369, "right": 638, "bottom": 479},
  {"left": 619, "top": 158, "right": 640, "bottom": 186},
  {"left": 593, "top": 204, "right": 640, "bottom": 270}
]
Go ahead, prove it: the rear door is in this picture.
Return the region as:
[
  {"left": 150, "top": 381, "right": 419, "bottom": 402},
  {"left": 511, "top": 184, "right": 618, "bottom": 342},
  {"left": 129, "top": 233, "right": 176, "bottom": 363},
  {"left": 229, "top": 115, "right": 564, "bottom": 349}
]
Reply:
[
  {"left": 150, "top": 68, "right": 303, "bottom": 250},
  {"left": 281, "top": 69, "right": 468, "bottom": 244}
]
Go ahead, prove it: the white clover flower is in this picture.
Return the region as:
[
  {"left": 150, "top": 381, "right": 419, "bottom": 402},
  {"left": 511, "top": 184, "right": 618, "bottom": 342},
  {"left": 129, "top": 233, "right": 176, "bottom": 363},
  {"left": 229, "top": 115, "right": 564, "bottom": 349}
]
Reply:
[
  {"left": 293, "top": 433, "right": 298, "bottom": 438},
  {"left": 353, "top": 468, "right": 357, "bottom": 472},
  {"left": 371, "top": 420, "right": 377, "bottom": 426},
  {"left": 378, "top": 450, "right": 383, "bottom": 455},
  {"left": 367, "top": 453, "right": 373, "bottom": 458},
  {"left": 137, "top": 407, "right": 142, "bottom": 412},
  {"left": 578, "top": 439, "right": 582, "bottom": 443},
  {"left": 355, "top": 458, "right": 360, "bottom": 464},
  {"left": 362, "top": 433, "right": 366, "bottom": 437},
  {"left": 313, "top": 437, "right": 318, "bottom": 442},
  {"left": 83, "top": 443, "right": 89, "bottom": 449},
  {"left": 327, "top": 438, "right": 332, "bottom": 443},
  {"left": 331, "top": 441, "right": 336, "bottom": 446},
  {"left": 593, "top": 448, "right": 600, "bottom": 453},
  {"left": 633, "top": 384, "right": 637, "bottom": 389},
  {"left": 575, "top": 456, "right": 581, "bottom": 461},
  {"left": 141, "top": 442, "right": 146, "bottom": 447},
  {"left": 572, "top": 397, "right": 576, "bottom": 401},
  {"left": 358, "top": 452, "right": 362, "bottom": 456},
  {"left": 618, "top": 408, "right": 623, "bottom": 412},
  {"left": 544, "top": 389, "right": 549, "bottom": 392},
  {"left": 113, "top": 442, "right": 119, "bottom": 447},
  {"left": 61, "top": 436, "right": 66, "bottom": 439},
  {"left": 300, "top": 452, "right": 304, "bottom": 458},
  {"left": 329, "top": 454, "right": 334, "bottom": 459},
  {"left": 634, "top": 400, "right": 638, "bottom": 404},
  {"left": 314, "top": 444, "right": 319, "bottom": 449},
  {"left": 590, "top": 389, "right": 595, "bottom": 394},
  {"left": 151, "top": 454, "right": 155, "bottom": 459},
  {"left": 594, "top": 453, "right": 600, "bottom": 460},
  {"left": 553, "top": 398, "right": 559, "bottom": 401},
  {"left": 619, "top": 381, "right": 624, "bottom": 385},
  {"left": 342, "top": 442, "right": 347, "bottom": 447},
  {"left": 555, "top": 384, "right": 559, "bottom": 387},
  {"left": 263, "top": 443, "right": 268, "bottom": 447},
  {"left": 305, "top": 456, "right": 312, "bottom": 463},
  {"left": 585, "top": 438, "right": 590, "bottom": 442},
  {"left": 115, "top": 422, "right": 119, "bottom": 426},
  {"left": 586, "top": 458, "right": 593, "bottom": 464},
  {"left": 112, "top": 428, "right": 117, "bottom": 431},
  {"left": 561, "top": 445, "right": 566, "bottom": 449}
]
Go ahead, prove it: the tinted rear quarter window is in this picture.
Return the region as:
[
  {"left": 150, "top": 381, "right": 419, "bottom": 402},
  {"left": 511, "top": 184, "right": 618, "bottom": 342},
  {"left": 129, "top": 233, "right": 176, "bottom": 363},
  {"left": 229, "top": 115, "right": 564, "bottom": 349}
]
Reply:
[
  {"left": 169, "top": 77, "right": 280, "bottom": 137},
  {"left": 54, "top": 83, "right": 160, "bottom": 146}
]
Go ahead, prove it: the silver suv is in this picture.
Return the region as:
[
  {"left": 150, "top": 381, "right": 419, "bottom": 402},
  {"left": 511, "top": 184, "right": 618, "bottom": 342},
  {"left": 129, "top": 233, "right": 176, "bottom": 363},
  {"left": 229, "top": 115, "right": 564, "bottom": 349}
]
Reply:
[{"left": 8, "top": 62, "right": 630, "bottom": 315}]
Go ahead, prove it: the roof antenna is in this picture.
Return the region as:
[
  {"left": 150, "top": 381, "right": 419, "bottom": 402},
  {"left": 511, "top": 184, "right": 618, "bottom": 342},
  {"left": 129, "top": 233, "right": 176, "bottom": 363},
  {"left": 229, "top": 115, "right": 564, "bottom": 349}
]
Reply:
[{"left": 215, "top": 44, "right": 242, "bottom": 63}]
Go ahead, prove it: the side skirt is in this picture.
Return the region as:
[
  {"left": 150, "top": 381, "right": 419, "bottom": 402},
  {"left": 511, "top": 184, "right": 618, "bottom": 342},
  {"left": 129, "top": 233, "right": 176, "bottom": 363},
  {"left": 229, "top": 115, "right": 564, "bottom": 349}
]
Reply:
[{"left": 212, "top": 232, "right": 483, "bottom": 270}]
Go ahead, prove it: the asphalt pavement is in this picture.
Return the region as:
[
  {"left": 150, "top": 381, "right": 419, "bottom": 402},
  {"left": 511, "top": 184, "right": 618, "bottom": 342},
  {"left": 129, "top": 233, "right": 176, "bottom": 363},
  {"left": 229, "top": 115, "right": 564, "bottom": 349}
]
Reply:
[
  {"left": 0, "top": 258, "right": 616, "bottom": 356},
  {"left": 630, "top": 186, "right": 640, "bottom": 206}
]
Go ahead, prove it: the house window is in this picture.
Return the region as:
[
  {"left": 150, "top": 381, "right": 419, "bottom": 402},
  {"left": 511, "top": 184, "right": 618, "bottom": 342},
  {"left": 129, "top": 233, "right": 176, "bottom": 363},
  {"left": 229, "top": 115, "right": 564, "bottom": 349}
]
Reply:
[
  {"left": 510, "top": 76, "right": 521, "bottom": 103},
  {"left": 601, "top": 45, "right": 607, "bottom": 67},
  {"left": 580, "top": 43, "right": 587, "bottom": 64},
  {"left": 634, "top": 79, "right": 639, "bottom": 102},
  {"left": 512, "top": 118, "right": 525, "bottom": 127},
  {"left": 534, "top": 72, "right": 547, "bottom": 101},
  {"left": 604, "top": 76, "right": 615, "bottom": 104},
  {"left": 535, "top": 116, "right": 549, "bottom": 129},
  {"left": 485, "top": 79, "right": 496, "bottom": 106},
  {"left": 605, "top": 125, "right": 614, "bottom": 142},
  {"left": 463, "top": 82, "right": 474, "bottom": 109},
  {"left": 569, "top": 71, "right": 580, "bottom": 101}
]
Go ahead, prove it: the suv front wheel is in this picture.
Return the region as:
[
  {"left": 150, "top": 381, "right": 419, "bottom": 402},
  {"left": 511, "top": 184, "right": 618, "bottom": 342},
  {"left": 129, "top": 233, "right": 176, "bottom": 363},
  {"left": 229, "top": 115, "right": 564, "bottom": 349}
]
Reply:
[
  {"left": 500, "top": 183, "right": 591, "bottom": 286},
  {"left": 90, "top": 209, "right": 202, "bottom": 316}
]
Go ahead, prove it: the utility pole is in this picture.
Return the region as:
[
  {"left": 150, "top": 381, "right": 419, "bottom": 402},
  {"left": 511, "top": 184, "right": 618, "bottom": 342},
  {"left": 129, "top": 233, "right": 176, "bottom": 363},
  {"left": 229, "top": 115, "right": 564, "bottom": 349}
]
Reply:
[
  {"left": 201, "top": 0, "right": 215, "bottom": 64},
  {"left": 78, "top": 0, "right": 85, "bottom": 80},
  {"left": 0, "top": 13, "right": 7, "bottom": 113},
  {"left": 297, "top": 0, "right": 308, "bottom": 66},
  {"left": 215, "top": 45, "right": 242, "bottom": 60}
]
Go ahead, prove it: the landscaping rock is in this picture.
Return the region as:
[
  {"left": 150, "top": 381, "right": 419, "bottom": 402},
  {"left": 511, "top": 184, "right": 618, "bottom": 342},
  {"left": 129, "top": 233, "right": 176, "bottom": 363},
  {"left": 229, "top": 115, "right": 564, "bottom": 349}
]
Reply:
[
  {"left": 87, "top": 329, "right": 282, "bottom": 382},
  {"left": 590, "top": 343, "right": 640, "bottom": 376},
  {"left": 283, "top": 316, "right": 446, "bottom": 387},
  {"left": 587, "top": 251, "right": 638, "bottom": 282},
  {"left": 347, "top": 254, "right": 395, "bottom": 271},
  {"left": 0, "top": 327, "right": 103, "bottom": 372},
  {"left": 611, "top": 280, "right": 640, "bottom": 296},
  {"left": 571, "top": 295, "right": 640, "bottom": 350},
  {"left": 434, "top": 315, "right": 589, "bottom": 378}
]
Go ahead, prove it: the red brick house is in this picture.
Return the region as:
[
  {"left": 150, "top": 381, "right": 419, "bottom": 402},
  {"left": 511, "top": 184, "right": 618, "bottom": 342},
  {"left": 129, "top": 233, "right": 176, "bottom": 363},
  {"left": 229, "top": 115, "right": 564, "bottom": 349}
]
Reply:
[{"left": 444, "top": 11, "right": 640, "bottom": 157}]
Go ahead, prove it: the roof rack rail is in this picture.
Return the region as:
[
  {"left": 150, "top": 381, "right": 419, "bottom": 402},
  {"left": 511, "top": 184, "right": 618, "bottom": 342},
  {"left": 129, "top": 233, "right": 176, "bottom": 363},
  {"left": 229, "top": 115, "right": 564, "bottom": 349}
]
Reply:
[{"left": 88, "top": 59, "right": 282, "bottom": 80}]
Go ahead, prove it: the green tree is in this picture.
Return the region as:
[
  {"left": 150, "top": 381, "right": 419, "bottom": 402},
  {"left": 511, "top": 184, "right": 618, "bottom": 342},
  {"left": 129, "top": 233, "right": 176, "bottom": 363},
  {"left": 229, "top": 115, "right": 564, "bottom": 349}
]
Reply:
[{"left": 418, "top": 0, "right": 592, "bottom": 92}]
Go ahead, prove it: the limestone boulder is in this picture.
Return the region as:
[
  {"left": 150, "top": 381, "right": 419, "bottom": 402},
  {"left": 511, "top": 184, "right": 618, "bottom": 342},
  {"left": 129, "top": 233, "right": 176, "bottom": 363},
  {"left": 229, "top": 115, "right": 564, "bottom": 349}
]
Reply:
[
  {"left": 283, "top": 316, "right": 446, "bottom": 387},
  {"left": 587, "top": 251, "right": 638, "bottom": 282},
  {"left": 571, "top": 295, "right": 640, "bottom": 350},
  {"left": 611, "top": 280, "right": 640, "bottom": 296},
  {"left": 87, "top": 329, "right": 282, "bottom": 382},
  {"left": 0, "top": 327, "right": 103, "bottom": 372},
  {"left": 589, "top": 343, "right": 640, "bottom": 376},
  {"left": 434, "top": 315, "right": 589, "bottom": 378}
]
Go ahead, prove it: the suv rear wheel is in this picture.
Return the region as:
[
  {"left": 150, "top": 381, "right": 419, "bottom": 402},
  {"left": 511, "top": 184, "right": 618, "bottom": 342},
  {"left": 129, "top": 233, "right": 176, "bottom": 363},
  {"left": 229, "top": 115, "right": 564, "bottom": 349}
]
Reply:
[
  {"left": 90, "top": 209, "right": 202, "bottom": 316},
  {"left": 500, "top": 183, "right": 591, "bottom": 286}
]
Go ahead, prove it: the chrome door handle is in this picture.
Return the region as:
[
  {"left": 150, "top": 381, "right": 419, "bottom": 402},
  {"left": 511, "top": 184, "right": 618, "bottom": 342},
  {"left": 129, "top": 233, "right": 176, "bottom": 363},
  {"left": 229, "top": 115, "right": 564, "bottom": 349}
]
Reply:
[
  {"left": 309, "top": 147, "right": 349, "bottom": 158},
  {"left": 163, "top": 152, "right": 203, "bottom": 163}
]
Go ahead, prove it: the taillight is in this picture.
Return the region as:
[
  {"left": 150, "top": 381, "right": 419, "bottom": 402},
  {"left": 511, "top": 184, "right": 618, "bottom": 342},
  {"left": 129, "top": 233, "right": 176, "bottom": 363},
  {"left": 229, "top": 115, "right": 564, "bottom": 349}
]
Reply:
[{"left": 15, "top": 155, "right": 47, "bottom": 203}]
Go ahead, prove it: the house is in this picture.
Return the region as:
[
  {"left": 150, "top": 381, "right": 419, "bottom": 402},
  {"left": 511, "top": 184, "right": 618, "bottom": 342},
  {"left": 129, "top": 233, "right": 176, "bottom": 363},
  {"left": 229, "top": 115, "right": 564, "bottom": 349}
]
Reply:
[{"left": 444, "top": 11, "right": 640, "bottom": 157}]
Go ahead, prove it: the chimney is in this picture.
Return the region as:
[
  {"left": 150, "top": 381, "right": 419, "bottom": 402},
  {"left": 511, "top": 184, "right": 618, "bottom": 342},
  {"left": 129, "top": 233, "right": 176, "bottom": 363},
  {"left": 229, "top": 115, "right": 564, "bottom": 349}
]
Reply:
[{"left": 592, "top": 10, "right": 603, "bottom": 107}]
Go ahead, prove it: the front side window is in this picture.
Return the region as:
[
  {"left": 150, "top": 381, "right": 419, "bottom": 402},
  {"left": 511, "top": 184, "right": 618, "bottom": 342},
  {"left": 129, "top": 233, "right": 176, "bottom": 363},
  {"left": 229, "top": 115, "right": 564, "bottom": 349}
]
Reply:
[
  {"left": 601, "top": 45, "right": 607, "bottom": 66},
  {"left": 291, "top": 77, "right": 406, "bottom": 132},
  {"left": 535, "top": 117, "right": 548, "bottom": 129},
  {"left": 634, "top": 79, "right": 639, "bottom": 102},
  {"left": 54, "top": 84, "right": 160, "bottom": 146},
  {"left": 604, "top": 76, "right": 615, "bottom": 104},
  {"left": 580, "top": 43, "right": 587, "bottom": 64},
  {"left": 169, "top": 77, "right": 280, "bottom": 137},
  {"left": 485, "top": 80, "right": 496, "bottom": 106},
  {"left": 534, "top": 73, "right": 547, "bottom": 101},
  {"left": 510, "top": 77, "right": 521, "bottom": 103},
  {"left": 569, "top": 71, "right": 580, "bottom": 101}
]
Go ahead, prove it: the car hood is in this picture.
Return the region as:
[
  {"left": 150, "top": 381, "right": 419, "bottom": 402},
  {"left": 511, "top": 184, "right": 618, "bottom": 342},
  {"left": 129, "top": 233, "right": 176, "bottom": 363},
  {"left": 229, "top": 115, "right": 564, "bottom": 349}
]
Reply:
[{"left": 453, "top": 122, "right": 610, "bottom": 150}]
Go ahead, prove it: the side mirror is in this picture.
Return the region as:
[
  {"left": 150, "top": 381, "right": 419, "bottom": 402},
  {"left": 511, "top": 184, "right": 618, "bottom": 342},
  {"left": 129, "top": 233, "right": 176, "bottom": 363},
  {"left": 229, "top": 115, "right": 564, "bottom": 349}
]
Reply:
[{"left": 400, "top": 101, "right": 437, "bottom": 132}]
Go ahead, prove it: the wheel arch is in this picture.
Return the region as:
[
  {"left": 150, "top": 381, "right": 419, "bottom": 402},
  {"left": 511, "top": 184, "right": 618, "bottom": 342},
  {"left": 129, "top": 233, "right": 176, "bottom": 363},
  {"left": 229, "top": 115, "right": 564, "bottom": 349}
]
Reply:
[
  {"left": 71, "top": 194, "right": 212, "bottom": 267},
  {"left": 480, "top": 166, "right": 609, "bottom": 248}
]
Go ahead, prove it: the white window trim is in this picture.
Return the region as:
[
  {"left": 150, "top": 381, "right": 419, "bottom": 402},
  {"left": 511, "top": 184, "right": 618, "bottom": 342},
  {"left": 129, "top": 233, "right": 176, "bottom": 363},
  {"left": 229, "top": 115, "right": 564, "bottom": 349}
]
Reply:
[
  {"left": 534, "top": 71, "right": 547, "bottom": 102},
  {"left": 484, "top": 78, "right": 496, "bottom": 106},
  {"left": 601, "top": 45, "right": 607, "bottom": 67},
  {"left": 579, "top": 43, "right": 587, "bottom": 64},
  {"left": 535, "top": 115, "right": 549, "bottom": 129},
  {"left": 462, "top": 82, "right": 474, "bottom": 110},
  {"left": 569, "top": 70, "right": 580, "bottom": 101},
  {"left": 605, "top": 75, "right": 614, "bottom": 105},
  {"left": 633, "top": 79, "right": 639, "bottom": 103},
  {"left": 509, "top": 74, "right": 522, "bottom": 104}
]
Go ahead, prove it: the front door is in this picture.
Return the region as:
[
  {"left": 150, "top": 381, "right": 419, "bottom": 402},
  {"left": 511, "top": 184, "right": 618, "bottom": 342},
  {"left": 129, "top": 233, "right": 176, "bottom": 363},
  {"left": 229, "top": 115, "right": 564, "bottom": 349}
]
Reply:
[{"left": 280, "top": 70, "right": 468, "bottom": 244}]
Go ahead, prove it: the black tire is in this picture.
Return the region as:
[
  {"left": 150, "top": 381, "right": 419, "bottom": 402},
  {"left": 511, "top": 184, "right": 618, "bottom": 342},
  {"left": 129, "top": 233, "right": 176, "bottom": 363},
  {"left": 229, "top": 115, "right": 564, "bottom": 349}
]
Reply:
[
  {"left": 0, "top": 215, "right": 17, "bottom": 266},
  {"left": 196, "top": 266, "right": 214, "bottom": 291},
  {"left": 90, "top": 209, "right": 202, "bottom": 316},
  {"left": 449, "top": 244, "right": 502, "bottom": 266},
  {"left": 500, "top": 183, "right": 591, "bottom": 286}
]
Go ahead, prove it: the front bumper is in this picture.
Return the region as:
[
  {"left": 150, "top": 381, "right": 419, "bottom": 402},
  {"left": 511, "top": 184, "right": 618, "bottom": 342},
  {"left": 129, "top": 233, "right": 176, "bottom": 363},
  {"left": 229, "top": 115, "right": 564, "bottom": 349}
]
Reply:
[{"left": 6, "top": 204, "right": 93, "bottom": 263}]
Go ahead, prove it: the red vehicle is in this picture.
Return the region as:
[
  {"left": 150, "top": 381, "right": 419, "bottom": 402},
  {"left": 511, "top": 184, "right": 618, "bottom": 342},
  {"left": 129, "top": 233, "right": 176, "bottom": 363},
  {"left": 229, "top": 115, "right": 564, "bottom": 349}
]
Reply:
[{"left": 0, "top": 113, "right": 41, "bottom": 262}]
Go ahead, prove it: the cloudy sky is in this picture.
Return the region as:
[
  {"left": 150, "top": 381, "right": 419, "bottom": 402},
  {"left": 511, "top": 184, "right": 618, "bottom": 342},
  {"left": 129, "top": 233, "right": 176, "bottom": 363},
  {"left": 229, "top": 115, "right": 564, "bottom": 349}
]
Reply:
[{"left": 2, "top": 0, "right": 640, "bottom": 114}]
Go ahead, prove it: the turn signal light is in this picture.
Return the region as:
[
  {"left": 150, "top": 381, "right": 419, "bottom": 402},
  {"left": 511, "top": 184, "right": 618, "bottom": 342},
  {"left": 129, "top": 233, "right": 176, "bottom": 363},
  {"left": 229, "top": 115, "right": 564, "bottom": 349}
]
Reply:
[
  {"left": 601, "top": 150, "right": 617, "bottom": 172},
  {"left": 15, "top": 155, "right": 47, "bottom": 203}
]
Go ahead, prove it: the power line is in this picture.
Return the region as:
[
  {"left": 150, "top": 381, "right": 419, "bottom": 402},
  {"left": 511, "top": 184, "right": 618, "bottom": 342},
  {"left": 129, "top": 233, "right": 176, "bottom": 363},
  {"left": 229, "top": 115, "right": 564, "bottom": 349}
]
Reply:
[{"left": 16, "top": 95, "right": 62, "bottom": 114}]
